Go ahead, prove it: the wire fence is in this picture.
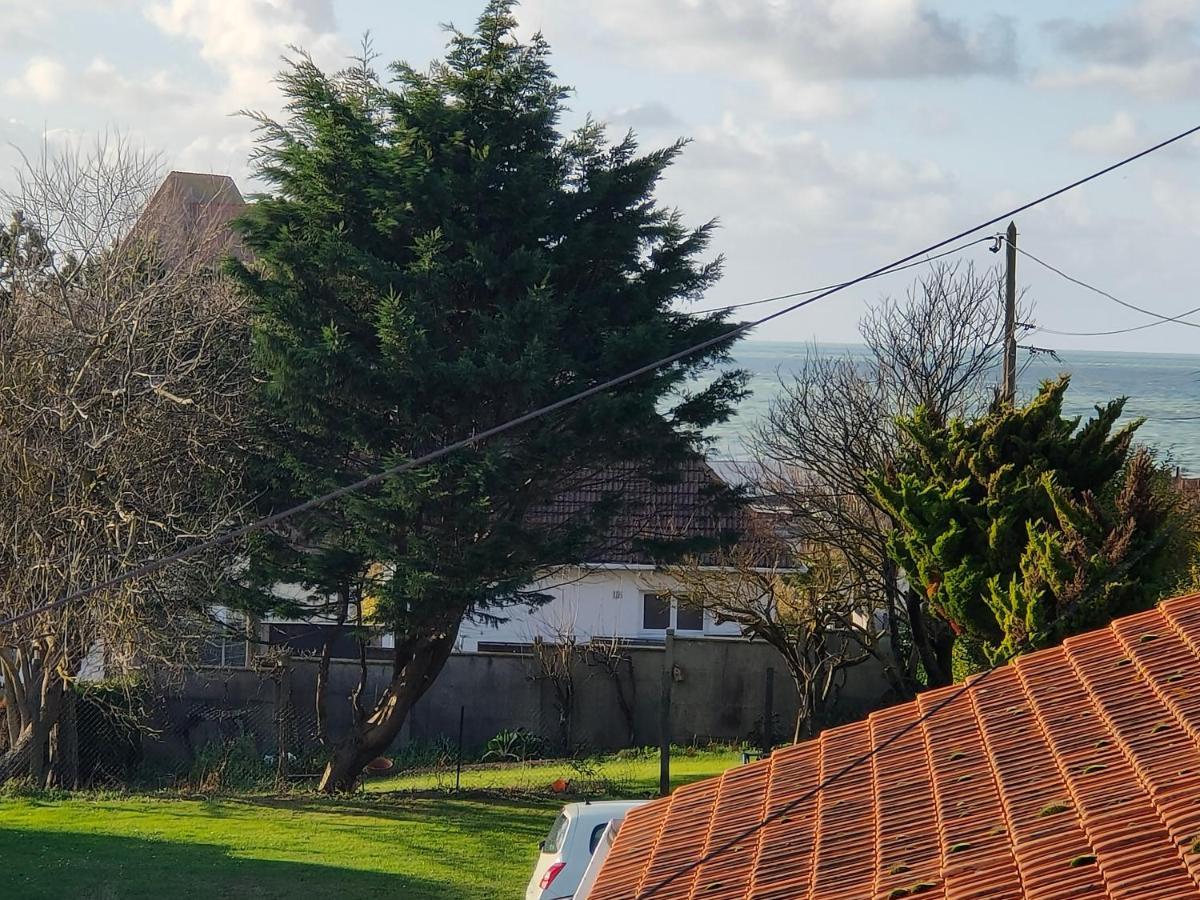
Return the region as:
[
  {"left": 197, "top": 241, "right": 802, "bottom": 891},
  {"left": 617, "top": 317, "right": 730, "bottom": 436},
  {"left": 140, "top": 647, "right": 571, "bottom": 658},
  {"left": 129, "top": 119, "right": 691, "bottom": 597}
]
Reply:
[{"left": 0, "top": 646, "right": 805, "bottom": 800}]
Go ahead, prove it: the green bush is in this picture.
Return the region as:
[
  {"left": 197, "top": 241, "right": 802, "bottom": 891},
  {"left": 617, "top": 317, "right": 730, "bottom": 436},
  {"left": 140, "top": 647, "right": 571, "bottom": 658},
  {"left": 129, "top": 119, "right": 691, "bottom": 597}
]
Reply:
[
  {"left": 481, "top": 729, "right": 547, "bottom": 763},
  {"left": 187, "top": 735, "right": 274, "bottom": 793}
]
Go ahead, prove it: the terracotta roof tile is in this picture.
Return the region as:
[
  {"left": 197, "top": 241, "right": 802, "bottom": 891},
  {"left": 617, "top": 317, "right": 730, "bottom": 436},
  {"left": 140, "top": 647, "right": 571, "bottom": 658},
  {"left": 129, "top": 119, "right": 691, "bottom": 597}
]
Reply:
[{"left": 585, "top": 592, "right": 1200, "bottom": 900}]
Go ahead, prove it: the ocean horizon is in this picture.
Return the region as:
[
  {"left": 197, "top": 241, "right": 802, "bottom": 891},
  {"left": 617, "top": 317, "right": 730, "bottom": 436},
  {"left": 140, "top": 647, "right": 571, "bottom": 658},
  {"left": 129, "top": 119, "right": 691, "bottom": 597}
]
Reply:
[{"left": 711, "top": 341, "right": 1200, "bottom": 476}]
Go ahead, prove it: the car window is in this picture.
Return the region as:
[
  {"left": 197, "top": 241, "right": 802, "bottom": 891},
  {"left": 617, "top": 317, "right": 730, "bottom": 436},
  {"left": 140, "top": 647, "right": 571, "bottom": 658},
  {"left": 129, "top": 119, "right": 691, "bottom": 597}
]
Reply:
[
  {"left": 588, "top": 823, "right": 608, "bottom": 855},
  {"left": 542, "top": 813, "right": 570, "bottom": 854}
]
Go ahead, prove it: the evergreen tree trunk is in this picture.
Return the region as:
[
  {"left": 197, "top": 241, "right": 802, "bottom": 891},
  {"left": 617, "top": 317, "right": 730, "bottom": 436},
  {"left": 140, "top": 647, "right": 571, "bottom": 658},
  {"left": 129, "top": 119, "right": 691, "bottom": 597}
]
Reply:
[
  {"left": 318, "top": 622, "right": 460, "bottom": 793},
  {"left": 48, "top": 689, "right": 79, "bottom": 790},
  {"left": 906, "top": 589, "right": 953, "bottom": 687},
  {"left": 315, "top": 587, "right": 351, "bottom": 748}
]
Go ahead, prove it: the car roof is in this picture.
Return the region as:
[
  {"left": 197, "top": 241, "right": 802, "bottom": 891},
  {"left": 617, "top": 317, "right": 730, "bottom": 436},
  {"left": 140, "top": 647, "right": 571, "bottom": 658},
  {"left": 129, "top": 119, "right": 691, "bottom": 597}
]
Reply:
[{"left": 562, "top": 800, "right": 648, "bottom": 821}]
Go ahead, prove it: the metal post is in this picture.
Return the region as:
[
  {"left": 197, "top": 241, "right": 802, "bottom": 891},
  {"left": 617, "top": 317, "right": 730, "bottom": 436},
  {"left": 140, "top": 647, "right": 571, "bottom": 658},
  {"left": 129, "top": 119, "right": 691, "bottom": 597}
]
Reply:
[
  {"left": 455, "top": 704, "right": 465, "bottom": 793},
  {"left": 1002, "top": 220, "right": 1018, "bottom": 404},
  {"left": 659, "top": 629, "right": 675, "bottom": 797},
  {"left": 762, "top": 666, "right": 775, "bottom": 756}
]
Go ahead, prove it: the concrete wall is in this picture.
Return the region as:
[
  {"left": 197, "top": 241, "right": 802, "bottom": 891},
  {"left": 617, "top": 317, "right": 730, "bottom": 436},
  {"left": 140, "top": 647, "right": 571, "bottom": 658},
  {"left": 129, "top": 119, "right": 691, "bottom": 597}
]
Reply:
[{"left": 147, "top": 634, "right": 894, "bottom": 766}]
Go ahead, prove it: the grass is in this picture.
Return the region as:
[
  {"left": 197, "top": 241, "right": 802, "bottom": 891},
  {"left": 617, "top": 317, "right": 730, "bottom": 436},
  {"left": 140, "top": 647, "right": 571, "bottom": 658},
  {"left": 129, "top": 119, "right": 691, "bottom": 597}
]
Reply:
[
  {"left": 0, "top": 750, "right": 741, "bottom": 899},
  {"left": 366, "top": 747, "right": 743, "bottom": 796},
  {"left": 0, "top": 793, "right": 556, "bottom": 899}
]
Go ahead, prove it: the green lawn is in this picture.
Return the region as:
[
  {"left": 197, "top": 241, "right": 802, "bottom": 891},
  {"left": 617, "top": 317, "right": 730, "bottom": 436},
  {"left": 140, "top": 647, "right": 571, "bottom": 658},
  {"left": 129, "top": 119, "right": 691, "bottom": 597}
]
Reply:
[
  {"left": 0, "top": 794, "right": 557, "bottom": 900},
  {"left": 366, "top": 747, "right": 743, "bottom": 796},
  {"left": 0, "top": 751, "right": 741, "bottom": 899}
]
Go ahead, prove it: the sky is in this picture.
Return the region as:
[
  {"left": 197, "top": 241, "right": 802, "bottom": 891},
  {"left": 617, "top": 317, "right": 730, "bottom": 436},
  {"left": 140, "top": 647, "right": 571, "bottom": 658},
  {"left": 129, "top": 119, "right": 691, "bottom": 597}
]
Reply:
[{"left": 3, "top": 0, "right": 1200, "bottom": 353}]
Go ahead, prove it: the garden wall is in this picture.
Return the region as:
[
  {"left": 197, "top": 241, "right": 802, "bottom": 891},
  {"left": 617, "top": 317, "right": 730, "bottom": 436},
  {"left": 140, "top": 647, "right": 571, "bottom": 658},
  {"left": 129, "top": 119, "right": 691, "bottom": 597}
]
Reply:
[{"left": 143, "top": 635, "right": 894, "bottom": 770}]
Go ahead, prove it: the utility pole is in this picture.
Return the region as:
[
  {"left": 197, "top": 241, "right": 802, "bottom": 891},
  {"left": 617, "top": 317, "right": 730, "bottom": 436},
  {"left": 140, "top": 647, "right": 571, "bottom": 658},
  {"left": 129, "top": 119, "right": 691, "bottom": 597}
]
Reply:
[{"left": 1002, "top": 220, "right": 1018, "bottom": 404}]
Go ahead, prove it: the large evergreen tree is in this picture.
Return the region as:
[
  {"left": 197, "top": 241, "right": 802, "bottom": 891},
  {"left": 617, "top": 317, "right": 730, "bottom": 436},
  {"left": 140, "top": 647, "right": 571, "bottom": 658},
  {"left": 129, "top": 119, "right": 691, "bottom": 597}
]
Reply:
[
  {"left": 227, "top": 4, "right": 746, "bottom": 790},
  {"left": 871, "top": 377, "right": 1192, "bottom": 668}
]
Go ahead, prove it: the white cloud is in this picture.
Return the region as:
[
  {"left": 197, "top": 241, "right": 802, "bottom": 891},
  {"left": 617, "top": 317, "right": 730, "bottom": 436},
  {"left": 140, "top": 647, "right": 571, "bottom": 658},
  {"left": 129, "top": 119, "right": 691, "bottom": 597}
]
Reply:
[
  {"left": 661, "top": 114, "right": 957, "bottom": 240},
  {"left": 1151, "top": 177, "right": 1200, "bottom": 231},
  {"left": 3, "top": 56, "right": 68, "bottom": 101},
  {"left": 0, "top": 2, "right": 50, "bottom": 51},
  {"left": 144, "top": 0, "right": 342, "bottom": 106},
  {"left": 1069, "top": 111, "right": 1141, "bottom": 154},
  {"left": 82, "top": 57, "right": 195, "bottom": 110},
  {"left": 136, "top": 0, "right": 346, "bottom": 180}
]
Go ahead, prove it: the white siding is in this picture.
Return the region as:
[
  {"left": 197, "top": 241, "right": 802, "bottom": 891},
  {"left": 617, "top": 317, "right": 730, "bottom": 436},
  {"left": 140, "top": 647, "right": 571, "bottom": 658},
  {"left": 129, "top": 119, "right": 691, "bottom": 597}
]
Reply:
[{"left": 456, "top": 565, "right": 744, "bottom": 650}]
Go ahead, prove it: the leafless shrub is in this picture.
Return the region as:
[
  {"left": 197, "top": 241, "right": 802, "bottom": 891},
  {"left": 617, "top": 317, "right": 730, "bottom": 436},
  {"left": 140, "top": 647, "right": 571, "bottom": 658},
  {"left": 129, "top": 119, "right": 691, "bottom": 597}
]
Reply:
[
  {"left": 749, "top": 262, "right": 1033, "bottom": 691},
  {"left": 0, "top": 136, "right": 253, "bottom": 786}
]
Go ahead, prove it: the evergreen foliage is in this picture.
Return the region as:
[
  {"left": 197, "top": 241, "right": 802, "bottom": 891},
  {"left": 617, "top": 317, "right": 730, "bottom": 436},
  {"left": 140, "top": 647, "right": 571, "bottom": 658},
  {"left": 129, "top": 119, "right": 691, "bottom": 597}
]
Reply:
[
  {"left": 871, "top": 376, "right": 1191, "bottom": 666},
  {"left": 223, "top": 3, "right": 746, "bottom": 786}
]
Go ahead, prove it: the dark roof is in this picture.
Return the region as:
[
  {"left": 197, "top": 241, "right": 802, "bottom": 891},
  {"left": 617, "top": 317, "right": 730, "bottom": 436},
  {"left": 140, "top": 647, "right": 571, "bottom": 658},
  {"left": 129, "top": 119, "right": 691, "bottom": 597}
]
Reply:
[
  {"left": 587, "top": 591, "right": 1200, "bottom": 900},
  {"left": 135, "top": 171, "right": 246, "bottom": 265},
  {"left": 1176, "top": 476, "right": 1200, "bottom": 497},
  {"left": 529, "top": 458, "right": 749, "bottom": 566}
]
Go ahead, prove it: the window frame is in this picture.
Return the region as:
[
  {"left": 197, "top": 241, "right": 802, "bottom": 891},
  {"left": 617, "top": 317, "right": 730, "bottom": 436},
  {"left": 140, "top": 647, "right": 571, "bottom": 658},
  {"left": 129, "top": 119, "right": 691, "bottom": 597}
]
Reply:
[{"left": 640, "top": 592, "right": 705, "bottom": 634}]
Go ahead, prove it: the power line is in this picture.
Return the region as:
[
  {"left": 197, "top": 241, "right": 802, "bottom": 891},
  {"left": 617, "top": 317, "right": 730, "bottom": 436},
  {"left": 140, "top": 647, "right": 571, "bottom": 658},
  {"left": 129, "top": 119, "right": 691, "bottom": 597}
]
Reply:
[
  {"left": 1008, "top": 240, "right": 1200, "bottom": 333},
  {"left": 683, "top": 236, "right": 993, "bottom": 316},
  {"left": 1034, "top": 308, "right": 1200, "bottom": 337},
  {"left": 3, "top": 122, "right": 1199, "bottom": 632}
]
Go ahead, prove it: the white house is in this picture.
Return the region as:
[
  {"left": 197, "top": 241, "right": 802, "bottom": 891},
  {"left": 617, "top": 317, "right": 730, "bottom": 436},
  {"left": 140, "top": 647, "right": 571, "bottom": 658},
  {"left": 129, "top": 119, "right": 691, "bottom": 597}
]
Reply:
[
  {"left": 456, "top": 565, "right": 744, "bottom": 651},
  {"left": 250, "top": 457, "right": 758, "bottom": 661}
]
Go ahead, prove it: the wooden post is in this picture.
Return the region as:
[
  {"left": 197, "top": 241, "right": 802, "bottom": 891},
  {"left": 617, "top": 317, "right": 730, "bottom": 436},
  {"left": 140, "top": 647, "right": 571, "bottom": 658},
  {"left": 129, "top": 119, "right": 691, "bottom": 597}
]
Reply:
[
  {"left": 454, "top": 705, "right": 465, "bottom": 794},
  {"left": 274, "top": 654, "right": 292, "bottom": 784},
  {"left": 1002, "top": 220, "right": 1018, "bottom": 404},
  {"left": 659, "top": 629, "right": 675, "bottom": 797},
  {"left": 762, "top": 666, "right": 775, "bottom": 756}
]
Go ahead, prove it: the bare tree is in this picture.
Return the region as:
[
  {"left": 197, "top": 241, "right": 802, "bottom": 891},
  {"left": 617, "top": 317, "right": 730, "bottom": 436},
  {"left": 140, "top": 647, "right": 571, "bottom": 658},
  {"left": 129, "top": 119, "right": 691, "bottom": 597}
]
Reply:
[
  {"left": 583, "top": 634, "right": 636, "bottom": 747},
  {"left": 751, "top": 262, "right": 1027, "bottom": 690},
  {"left": 670, "top": 527, "right": 886, "bottom": 742},
  {"left": 0, "top": 138, "right": 252, "bottom": 786},
  {"left": 529, "top": 635, "right": 578, "bottom": 756}
]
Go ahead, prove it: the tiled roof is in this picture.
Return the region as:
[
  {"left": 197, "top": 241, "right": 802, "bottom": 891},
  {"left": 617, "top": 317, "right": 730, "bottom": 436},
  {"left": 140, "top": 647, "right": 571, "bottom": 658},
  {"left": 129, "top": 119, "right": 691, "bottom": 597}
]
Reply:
[
  {"left": 134, "top": 171, "right": 246, "bottom": 265},
  {"left": 587, "top": 592, "right": 1200, "bottom": 900},
  {"left": 1176, "top": 476, "right": 1200, "bottom": 497},
  {"left": 528, "top": 458, "right": 749, "bottom": 566}
]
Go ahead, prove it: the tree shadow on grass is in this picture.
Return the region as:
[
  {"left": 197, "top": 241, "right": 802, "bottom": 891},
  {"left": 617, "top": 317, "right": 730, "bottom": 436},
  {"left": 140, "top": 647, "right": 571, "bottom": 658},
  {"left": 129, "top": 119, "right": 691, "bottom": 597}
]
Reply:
[
  {"left": 0, "top": 826, "right": 459, "bottom": 900},
  {"left": 237, "top": 792, "right": 559, "bottom": 849}
]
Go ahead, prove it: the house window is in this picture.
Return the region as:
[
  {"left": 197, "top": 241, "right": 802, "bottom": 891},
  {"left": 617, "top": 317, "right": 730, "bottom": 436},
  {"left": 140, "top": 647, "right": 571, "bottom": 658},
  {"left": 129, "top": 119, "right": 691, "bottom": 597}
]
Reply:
[
  {"left": 642, "top": 593, "right": 671, "bottom": 630},
  {"left": 642, "top": 593, "right": 704, "bottom": 632},
  {"left": 200, "top": 612, "right": 248, "bottom": 668},
  {"left": 675, "top": 604, "right": 704, "bottom": 632}
]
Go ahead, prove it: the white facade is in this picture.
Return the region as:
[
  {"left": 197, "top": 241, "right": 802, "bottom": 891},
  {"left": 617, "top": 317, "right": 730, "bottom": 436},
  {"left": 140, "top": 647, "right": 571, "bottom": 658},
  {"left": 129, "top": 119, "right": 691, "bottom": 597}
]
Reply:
[{"left": 456, "top": 564, "right": 744, "bottom": 651}]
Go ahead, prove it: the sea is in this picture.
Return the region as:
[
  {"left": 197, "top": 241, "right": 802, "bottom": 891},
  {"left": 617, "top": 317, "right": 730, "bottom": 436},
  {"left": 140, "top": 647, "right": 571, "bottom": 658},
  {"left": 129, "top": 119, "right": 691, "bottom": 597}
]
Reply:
[{"left": 708, "top": 342, "right": 1200, "bottom": 476}]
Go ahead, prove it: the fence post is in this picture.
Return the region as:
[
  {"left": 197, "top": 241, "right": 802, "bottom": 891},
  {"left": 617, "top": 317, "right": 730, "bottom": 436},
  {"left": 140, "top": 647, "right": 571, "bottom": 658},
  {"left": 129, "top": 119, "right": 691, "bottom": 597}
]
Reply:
[
  {"left": 659, "top": 628, "right": 675, "bottom": 797},
  {"left": 274, "top": 654, "right": 292, "bottom": 784},
  {"left": 762, "top": 666, "right": 775, "bottom": 756},
  {"left": 455, "top": 705, "right": 465, "bottom": 794}
]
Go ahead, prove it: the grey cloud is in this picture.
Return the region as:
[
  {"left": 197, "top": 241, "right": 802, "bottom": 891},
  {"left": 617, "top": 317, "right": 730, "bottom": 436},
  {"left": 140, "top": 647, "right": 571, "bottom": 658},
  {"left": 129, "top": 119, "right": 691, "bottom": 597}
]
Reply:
[
  {"left": 608, "top": 102, "right": 682, "bottom": 132},
  {"left": 1043, "top": 15, "right": 1195, "bottom": 65},
  {"left": 1037, "top": 3, "right": 1200, "bottom": 98},
  {"left": 587, "top": 2, "right": 1018, "bottom": 82}
]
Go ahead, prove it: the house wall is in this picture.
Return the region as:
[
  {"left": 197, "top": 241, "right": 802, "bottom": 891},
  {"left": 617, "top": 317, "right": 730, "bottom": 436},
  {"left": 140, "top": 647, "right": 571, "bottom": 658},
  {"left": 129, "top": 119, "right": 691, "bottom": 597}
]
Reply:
[{"left": 455, "top": 566, "right": 744, "bottom": 651}]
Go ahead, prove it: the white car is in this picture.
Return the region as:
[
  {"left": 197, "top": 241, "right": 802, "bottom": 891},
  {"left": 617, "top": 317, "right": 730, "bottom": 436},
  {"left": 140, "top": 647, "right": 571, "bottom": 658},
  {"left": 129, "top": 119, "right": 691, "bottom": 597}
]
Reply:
[{"left": 526, "top": 800, "right": 649, "bottom": 900}]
